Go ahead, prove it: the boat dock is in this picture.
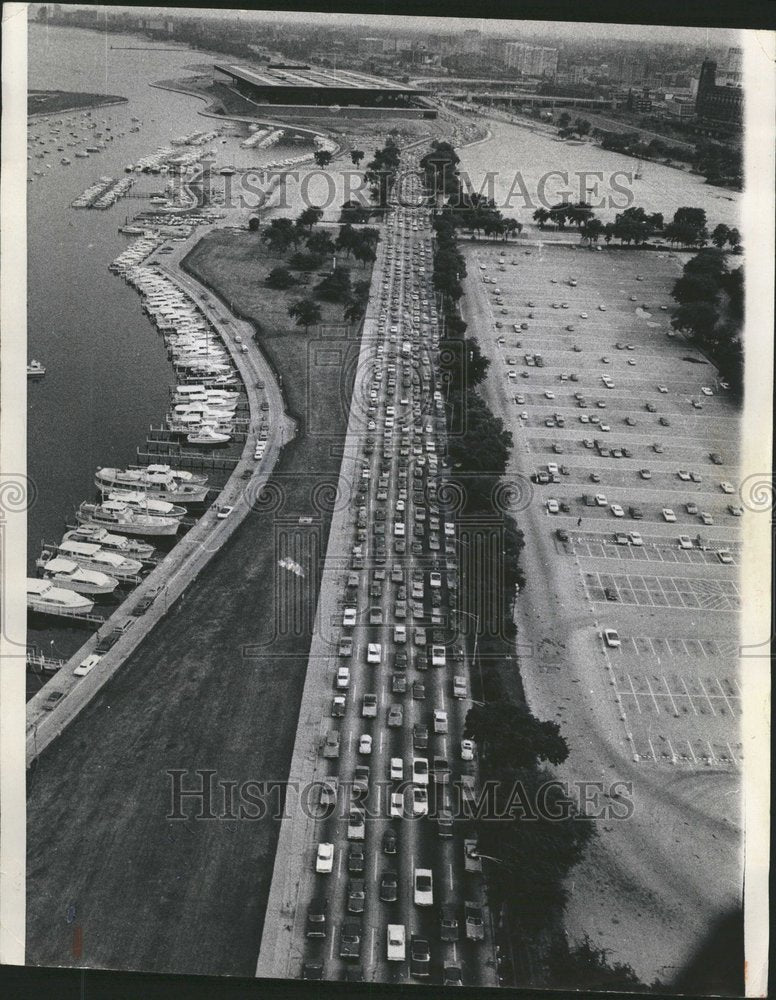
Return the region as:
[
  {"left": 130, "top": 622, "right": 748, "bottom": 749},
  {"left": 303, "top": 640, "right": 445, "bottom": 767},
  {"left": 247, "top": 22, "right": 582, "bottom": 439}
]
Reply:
[
  {"left": 26, "top": 649, "right": 67, "bottom": 675},
  {"left": 135, "top": 444, "right": 239, "bottom": 472}
]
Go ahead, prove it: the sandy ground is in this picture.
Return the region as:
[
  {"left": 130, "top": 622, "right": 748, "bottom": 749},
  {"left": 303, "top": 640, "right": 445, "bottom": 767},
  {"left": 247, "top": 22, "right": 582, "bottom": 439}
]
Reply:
[{"left": 459, "top": 236, "right": 743, "bottom": 988}]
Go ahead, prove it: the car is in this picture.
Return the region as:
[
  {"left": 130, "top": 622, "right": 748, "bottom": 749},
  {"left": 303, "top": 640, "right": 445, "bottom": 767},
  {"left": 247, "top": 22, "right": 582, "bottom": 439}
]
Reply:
[
  {"left": 340, "top": 918, "right": 361, "bottom": 960},
  {"left": 515, "top": 394, "right": 525, "bottom": 404},
  {"left": 346, "top": 843, "right": 365, "bottom": 875},
  {"left": 331, "top": 695, "right": 346, "bottom": 717},
  {"left": 629, "top": 506, "right": 644, "bottom": 519},
  {"left": 465, "top": 902, "right": 485, "bottom": 941},
  {"left": 367, "top": 642, "right": 382, "bottom": 664},
  {"left": 391, "top": 672, "right": 407, "bottom": 695},
  {"left": 700, "top": 512, "right": 714, "bottom": 525},
  {"left": 590, "top": 473, "right": 600, "bottom": 483},
  {"left": 690, "top": 472, "right": 702, "bottom": 483},
  {"left": 659, "top": 417, "right": 670, "bottom": 427},
  {"left": 316, "top": 842, "right": 334, "bottom": 873},
  {"left": 342, "top": 606, "right": 357, "bottom": 627},
  {"left": 657, "top": 385, "right": 668, "bottom": 393},
  {"left": 662, "top": 508, "right": 677, "bottom": 522},
  {"left": 452, "top": 676, "right": 468, "bottom": 699},
  {"left": 595, "top": 494, "right": 608, "bottom": 507},
  {"left": 348, "top": 879, "right": 365, "bottom": 914},
  {"left": 626, "top": 531, "right": 644, "bottom": 547},
  {"left": 322, "top": 730, "right": 340, "bottom": 759},
  {"left": 611, "top": 504, "right": 624, "bottom": 518},
  {"left": 336, "top": 666, "right": 350, "bottom": 690},
  {"left": 677, "top": 470, "right": 691, "bottom": 482},
  {"left": 303, "top": 961, "right": 323, "bottom": 980},
  {"left": 603, "top": 628, "right": 621, "bottom": 648},
  {"left": 717, "top": 550, "right": 734, "bottom": 564},
  {"left": 604, "top": 586, "right": 618, "bottom": 601},
  {"left": 216, "top": 504, "right": 234, "bottom": 519},
  {"left": 678, "top": 535, "right": 693, "bottom": 549},
  {"left": 685, "top": 502, "right": 699, "bottom": 515},
  {"left": 390, "top": 791, "right": 405, "bottom": 818},
  {"left": 701, "top": 386, "right": 714, "bottom": 396},
  {"left": 412, "top": 680, "right": 426, "bottom": 700},
  {"left": 413, "top": 723, "right": 429, "bottom": 749},
  {"left": 461, "top": 739, "right": 475, "bottom": 761},
  {"left": 653, "top": 443, "right": 664, "bottom": 454},
  {"left": 720, "top": 481, "right": 735, "bottom": 494},
  {"left": 74, "top": 653, "right": 102, "bottom": 677},
  {"left": 440, "top": 903, "right": 459, "bottom": 943},
  {"left": 444, "top": 967, "right": 463, "bottom": 986},
  {"left": 431, "top": 645, "right": 446, "bottom": 667},
  {"left": 358, "top": 734, "right": 373, "bottom": 755},
  {"left": 410, "top": 935, "right": 431, "bottom": 977},
  {"left": 646, "top": 402, "right": 657, "bottom": 413},
  {"left": 433, "top": 709, "right": 448, "bottom": 734},
  {"left": 338, "top": 636, "right": 353, "bottom": 657},
  {"left": 306, "top": 898, "right": 327, "bottom": 938},
  {"left": 413, "top": 787, "right": 429, "bottom": 817},
  {"left": 614, "top": 531, "right": 629, "bottom": 545},
  {"left": 710, "top": 452, "right": 724, "bottom": 465},
  {"left": 546, "top": 498, "right": 559, "bottom": 514},
  {"left": 414, "top": 869, "right": 433, "bottom": 907},
  {"left": 639, "top": 469, "right": 652, "bottom": 480},
  {"left": 544, "top": 390, "right": 555, "bottom": 399},
  {"left": 387, "top": 702, "right": 404, "bottom": 728},
  {"left": 387, "top": 923, "right": 406, "bottom": 961},
  {"left": 627, "top": 359, "right": 636, "bottom": 366},
  {"left": 394, "top": 624, "right": 407, "bottom": 644},
  {"left": 42, "top": 690, "right": 64, "bottom": 711},
  {"left": 412, "top": 756, "right": 429, "bottom": 786},
  {"left": 728, "top": 505, "right": 743, "bottom": 517}
]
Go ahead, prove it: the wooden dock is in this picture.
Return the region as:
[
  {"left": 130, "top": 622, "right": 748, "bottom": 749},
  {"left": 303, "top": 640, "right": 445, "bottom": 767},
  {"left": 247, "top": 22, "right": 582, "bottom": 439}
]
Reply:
[{"left": 136, "top": 445, "right": 238, "bottom": 472}]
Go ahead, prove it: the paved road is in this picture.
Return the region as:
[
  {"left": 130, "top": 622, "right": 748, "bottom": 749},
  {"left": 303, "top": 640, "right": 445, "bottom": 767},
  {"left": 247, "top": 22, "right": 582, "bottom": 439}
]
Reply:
[{"left": 258, "top": 153, "right": 498, "bottom": 988}]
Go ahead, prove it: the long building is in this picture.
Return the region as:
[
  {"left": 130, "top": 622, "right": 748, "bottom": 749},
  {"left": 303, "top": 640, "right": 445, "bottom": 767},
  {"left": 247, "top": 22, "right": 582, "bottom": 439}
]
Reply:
[
  {"left": 504, "top": 42, "right": 558, "bottom": 78},
  {"left": 695, "top": 58, "right": 743, "bottom": 125},
  {"left": 214, "top": 62, "right": 434, "bottom": 116}
]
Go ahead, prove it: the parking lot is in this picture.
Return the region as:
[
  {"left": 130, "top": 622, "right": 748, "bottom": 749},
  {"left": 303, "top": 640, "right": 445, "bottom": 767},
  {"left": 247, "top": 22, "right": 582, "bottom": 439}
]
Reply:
[{"left": 465, "top": 240, "right": 742, "bottom": 772}]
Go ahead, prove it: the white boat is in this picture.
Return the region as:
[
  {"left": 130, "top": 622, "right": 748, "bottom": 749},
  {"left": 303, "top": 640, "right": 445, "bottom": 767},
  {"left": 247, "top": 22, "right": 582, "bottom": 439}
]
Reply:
[
  {"left": 106, "top": 490, "right": 187, "bottom": 519},
  {"left": 63, "top": 525, "right": 155, "bottom": 561},
  {"left": 187, "top": 425, "right": 231, "bottom": 446},
  {"left": 39, "top": 556, "right": 118, "bottom": 595},
  {"left": 27, "top": 360, "right": 46, "bottom": 378},
  {"left": 76, "top": 500, "right": 179, "bottom": 537},
  {"left": 44, "top": 540, "right": 143, "bottom": 580},
  {"left": 95, "top": 465, "right": 209, "bottom": 502},
  {"left": 27, "top": 579, "right": 94, "bottom": 615}
]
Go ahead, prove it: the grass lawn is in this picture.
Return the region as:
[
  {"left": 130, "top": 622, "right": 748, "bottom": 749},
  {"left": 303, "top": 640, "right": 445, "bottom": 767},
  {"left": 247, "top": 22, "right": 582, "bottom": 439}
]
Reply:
[{"left": 25, "top": 231, "right": 374, "bottom": 976}]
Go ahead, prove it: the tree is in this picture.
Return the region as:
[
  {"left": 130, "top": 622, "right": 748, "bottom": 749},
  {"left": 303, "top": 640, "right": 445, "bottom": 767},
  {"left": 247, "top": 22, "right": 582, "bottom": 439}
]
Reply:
[
  {"left": 533, "top": 207, "right": 550, "bottom": 229},
  {"left": 313, "top": 150, "right": 333, "bottom": 168},
  {"left": 288, "top": 250, "right": 323, "bottom": 271},
  {"left": 465, "top": 701, "right": 569, "bottom": 771},
  {"left": 306, "top": 230, "right": 335, "bottom": 256},
  {"left": 711, "top": 223, "right": 731, "bottom": 248},
  {"left": 353, "top": 242, "right": 377, "bottom": 268},
  {"left": 266, "top": 266, "right": 296, "bottom": 290},
  {"left": 558, "top": 111, "right": 571, "bottom": 129},
  {"left": 581, "top": 218, "right": 603, "bottom": 244},
  {"left": 262, "top": 217, "right": 297, "bottom": 254},
  {"left": 298, "top": 205, "right": 323, "bottom": 231},
  {"left": 727, "top": 227, "right": 741, "bottom": 248},
  {"left": 350, "top": 148, "right": 365, "bottom": 166},
  {"left": 287, "top": 298, "right": 321, "bottom": 332},
  {"left": 339, "top": 199, "right": 372, "bottom": 225},
  {"left": 316, "top": 267, "right": 352, "bottom": 303},
  {"left": 336, "top": 223, "right": 358, "bottom": 257}
]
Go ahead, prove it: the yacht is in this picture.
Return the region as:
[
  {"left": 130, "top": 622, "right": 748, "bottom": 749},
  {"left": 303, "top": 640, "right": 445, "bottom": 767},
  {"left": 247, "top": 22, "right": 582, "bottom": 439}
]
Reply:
[
  {"left": 27, "top": 579, "right": 94, "bottom": 616},
  {"left": 27, "top": 359, "right": 46, "bottom": 378},
  {"left": 44, "top": 540, "right": 143, "bottom": 580},
  {"left": 95, "top": 465, "right": 209, "bottom": 502},
  {"left": 39, "top": 556, "right": 118, "bottom": 595},
  {"left": 63, "top": 525, "right": 155, "bottom": 561},
  {"left": 106, "top": 490, "right": 187, "bottom": 519},
  {"left": 187, "top": 425, "right": 231, "bottom": 446},
  {"left": 76, "top": 500, "right": 179, "bottom": 537}
]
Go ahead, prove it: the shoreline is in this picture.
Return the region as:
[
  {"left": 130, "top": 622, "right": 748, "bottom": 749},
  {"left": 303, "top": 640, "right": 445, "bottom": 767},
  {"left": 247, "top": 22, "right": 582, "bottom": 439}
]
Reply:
[{"left": 28, "top": 91, "right": 129, "bottom": 119}]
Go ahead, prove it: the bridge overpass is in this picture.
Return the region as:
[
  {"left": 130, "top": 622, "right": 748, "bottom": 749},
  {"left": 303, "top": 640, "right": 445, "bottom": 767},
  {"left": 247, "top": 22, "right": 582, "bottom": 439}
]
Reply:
[{"left": 443, "top": 92, "right": 615, "bottom": 110}]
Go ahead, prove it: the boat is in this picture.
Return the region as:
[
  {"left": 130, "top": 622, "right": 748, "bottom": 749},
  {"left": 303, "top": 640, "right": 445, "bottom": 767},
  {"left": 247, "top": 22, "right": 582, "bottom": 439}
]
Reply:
[
  {"left": 76, "top": 500, "right": 179, "bottom": 537},
  {"left": 95, "top": 465, "right": 209, "bottom": 503},
  {"left": 42, "top": 540, "right": 142, "bottom": 580},
  {"left": 105, "top": 490, "right": 187, "bottom": 519},
  {"left": 27, "top": 579, "right": 94, "bottom": 615},
  {"left": 75, "top": 150, "right": 90, "bottom": 158},
  {"left": 187, "top": 425, "right": 231, "bottom": 446},
  {"left": 27, "top": 360, "right": 46, "bottom": 378},
  {"left": 63, "top": 525, "right": 155, "bottom": 561},
  {"left": 39, "top": 556, "right": 118, "bottom": 595},
  {"left": 61, "top": 157, "right": 71, "bottom": 165}
]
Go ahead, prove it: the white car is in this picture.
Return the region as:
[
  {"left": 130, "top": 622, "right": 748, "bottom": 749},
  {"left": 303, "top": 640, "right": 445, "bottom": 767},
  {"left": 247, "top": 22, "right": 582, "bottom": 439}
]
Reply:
[
  {"left": 394, "top": 624, "right": 407, "bottom": 644},
  {"left": 390, "top": 757, "right": 404, "bottom": 781},
  {"left": 662, "top": 508, "right": 677, "bottom": 523},
  {"left": 390, "top": 792, "right": 405, "bottom": 818},
  {"left": 431, "top": 645, "right": 446, "bottom": 668},
  {"left": 74, "top": 653, "right": 102, "bottom": 677},
  {"left": 701, "top": 386, "right": 713, "bottom": 396},
  {"left": 629, "top": 532, "right": 643, "bottom": 546},
  {"left": 720, "top": 482, "right": 735, "bottom": 494},
  {"left": 336, "top": 666, "right": 350, "bottom": 690},
  {"left": 316, "top": 842, "right": 334, "bottom": 873},
  {"left": 429, "top": 571, "right": 442, "bottom": 588},
  {"left": 433, "top": 709, "right": 448, "bottom": 734},
  {"left": 359, "top": 734, "right": 373, "bottom": 755},
  {"left": 394, "top": 522, "right": 405, "bottom": 538},
  {"left": 678, "top": 535, "right": 693, "bottom": 549},
  {"left": 343, "top": 607, "right": 357, "bottom": 627},
  {"left": 546, "top": 498, "right": 559, "bottom": 514},
  {"left": 610, "top": 504, "right": 624, "bottom": 518},
  {"left": 544, "top": 390, "right": 555, "bottom": 399},
  {"left": 413, "top": 787, "right": 428, "bottom": 817},
  {"left": 367, "top": 642, "right": 382, "bottom": 664},
  {"left": 717, "top": 550, "right": 734, "bottom": 564},
  {"left": 348, "top": 809, "right": 365, "bottom": 840},
  {"left": 603, "top": 629, "right": 621, "bottom": 648},
  {"left": 657, "top": 385, "right": 668, "bottom": 393},
  {"left": 412, "top": 757, "right": 429, "bottom": 786},
  {"left": 414, "top": 868, "right": 433, "bottom": 906},
  {"left": 387, "top": 924, "right": 406, "bottom": 962},
  {"left": 461, "top": 739, "right": 475, "bottom": 761},
  {"left": 216, "top": 505, "right": 234, "bottom": 519}
]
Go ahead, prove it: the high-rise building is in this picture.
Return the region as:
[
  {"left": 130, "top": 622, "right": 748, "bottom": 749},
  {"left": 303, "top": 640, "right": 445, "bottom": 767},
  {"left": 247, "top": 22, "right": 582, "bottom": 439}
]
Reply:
[
  {"left": 462, "top": 28, "right": 482, "bottom": 54},
  {"left": 723, "top": 46, "right": 743, "bottom": 86},
  {"left": 695, "top": 58, "right": 744, "bottom": 123},
  {"left": 504, "top": 42, "right": 558, "bottom": 78}
]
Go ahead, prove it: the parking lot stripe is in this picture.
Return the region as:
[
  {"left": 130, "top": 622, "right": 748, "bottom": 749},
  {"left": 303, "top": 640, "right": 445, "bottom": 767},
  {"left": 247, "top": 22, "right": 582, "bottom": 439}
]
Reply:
[
  {"left": 626, "top": 673, "right": 643, "bottom": 714},
  {"left": 643, "top": 675, "right": 662, "bottom": 714},
  {"left": 698, "top": 678, "right": 717, "bottom": 716},
  {"left": 714, "top": 677, "right": 737, "bottom": 716},
  {"left": 679, "top": 677, "right": 699, "bottom": 715}
]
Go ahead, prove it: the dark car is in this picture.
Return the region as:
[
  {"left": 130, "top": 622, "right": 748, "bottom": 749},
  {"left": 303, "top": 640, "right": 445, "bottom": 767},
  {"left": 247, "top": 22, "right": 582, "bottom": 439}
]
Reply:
[
  {"left": 444, "top": 967, "right": 463, "bottom": 986},
  {"left": 391, "top": 673, "right": 407, "bottom": 694},
  {"left": 710, "top": 452, "right": 724, "bottom": 465},
  {"left": 303, "top": 961, "right": 323, "bottom": 980},
  {"left": 383, "top": 828, "right": 398, "bottom": 855},
  {"left": 556, "top": 528, "right": 569, "bottom": 543},
  {"left": 347, "top": 879, "right": 365, "bottom": 914},
  {"left": 410, "top": 935, "right": 431, "bottom": 977},
  {"left": 380, "top": 870, "right": 398, "bottom": 902},
  {"left": 306, "top": 898, "right": 327, "bottom": 938},
  {"left": 348, "top": 844, "right": 365, "bottom": 874},
  {"left": 340, "top": 918, "right": 361, "bottom": 960},
  {"left": 440, "top": 903, "right": 459, "bottom": 942},
  {"left": 604, "top": 587, "right": 618, "bottom": 601},
  {"left": 629, "top": 506, "right": 644, "bottom": 519},
  {"left": 412, "top": 681, "right": 426, "bottom": 700},
  {"left": 42, "top": 690, "right": 64, "bottom": 711},
  {"left": 413, "top": 723, "right": 429, "bottom": 749}
]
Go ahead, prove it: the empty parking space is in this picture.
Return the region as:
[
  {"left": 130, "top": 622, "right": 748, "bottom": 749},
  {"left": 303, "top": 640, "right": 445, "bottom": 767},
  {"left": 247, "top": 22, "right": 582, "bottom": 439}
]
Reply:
[
  {"left": 569, "top": 537, "right": 739, "bottom": 566},
  {"left": 585, "top": 570, "right": 740, "bottom": 610}
]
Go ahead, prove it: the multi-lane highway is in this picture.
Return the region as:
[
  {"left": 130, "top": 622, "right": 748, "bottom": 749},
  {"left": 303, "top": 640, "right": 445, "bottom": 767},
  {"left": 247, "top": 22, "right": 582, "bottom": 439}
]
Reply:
[{"left": 259, "top": 149, "right": 498, "bottom": 987}]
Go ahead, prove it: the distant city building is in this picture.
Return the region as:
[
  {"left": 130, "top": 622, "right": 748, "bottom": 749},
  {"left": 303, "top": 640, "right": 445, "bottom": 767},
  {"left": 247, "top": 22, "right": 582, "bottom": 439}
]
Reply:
[
  {"left": 721, "top": 46, "right": 743, "bottom": 86},
  {"left": 695, "top": 58, "right": 743, "bottom": 124},
  {"left": 484, "top": 36, "right": 508, "bottom": 64},
  {"left": 504, "top": 42, "right": 558, "bottom": 78},
  {"left": 664, "top": 95, "right": 696, "bottom": 119},
  {"left": 358, "top": 36, "right": 387, "bottom": 55},
  {"left": 462, "top": 28, "right": 482, "bottom": 54}
]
